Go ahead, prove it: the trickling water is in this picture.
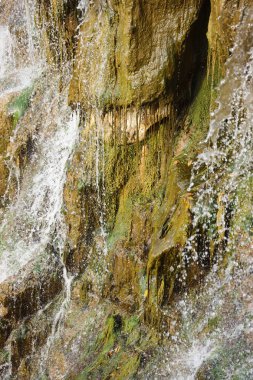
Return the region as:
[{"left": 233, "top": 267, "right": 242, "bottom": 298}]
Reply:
[
  {"left": 0, "top": 95, "right": 80, "bottom": 282},
  {"left": 95, "top": 110, "right": 108, "bottom": 256},
  {"left": 0, "top": 1, "right": 81, "bottom": 377},
  {"left": 0, "top": 26, "right": 14, "bottom": 80},
  {"left": 38, "top": 266, "right": 75, "bottom": 377},
  {"left": 0, "top": 0, "right": 252, "bottom": 378},
  {"left": 0, "top": 0, "right": 80, "bottom": 281},
  {"left": 78, "top": 0, "right": 90, "bottom": 14},
  {"left": 184, "top": 6, "right": 253, "bottom": 272},
  {"left": 151, "top": 8, "right": 253, "bottom": 379},
  {"left": 0, "top": 0, "right": 43, "bottom": 97},
  {"left": 24, "top": 0, "right": 36, "bottom": 61}
]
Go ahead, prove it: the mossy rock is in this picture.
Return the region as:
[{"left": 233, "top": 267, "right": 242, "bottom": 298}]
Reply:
[
  {"left": 8, "top": 86, "right": 33, "bottom": 127},
  {"left": 74, "top": 312, "right": 157, "bottom": 380}
]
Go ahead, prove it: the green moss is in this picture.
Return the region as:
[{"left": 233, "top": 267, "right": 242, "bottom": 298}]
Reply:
[
  {"left": 107, "top": 196, "right": 133, "bottom": 249},
  {"left": 207, "top": 316, "right": 220, "bottom": 331},
  {"left": 106, "top": 119, "right": 172, "bottom": 253},
  {"left": 233, "top": 177, "right": 253, "bottom": 235},
  {"left": 123, "top": 316, "right": 139, "bottom": 334},
  {"left": 243, "top": 214, "right": 253, "bottom": 235},
  {"left": 97, "top": 314, "right": 121, "bottom": 348},
  {"left": 176, "top": 76, "right": 211, "bottom": 168},
  {"left": 104, "top": 141, "right": 139, "bottom": 229},
  {"left": 175, "top": 59, "right": 222, "bottom": 175},
  {"left": 117, "top": 354, "right": 140, "bottom": 379},
  {"left": 77, "top": 179, "right": 86, "bottom": 193},
  {"left": 75, "top": 312, "right": 156, "bottom": 380},
  {"left": 8, "top": 87, "right": 33, "bottom": 127},
  {"left": 123, "top": 316, "right": 141, "bottom": 346}
]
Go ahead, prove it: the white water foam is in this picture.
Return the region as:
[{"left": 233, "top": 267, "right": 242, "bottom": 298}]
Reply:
[{"left": 0, "top": 104, "right": 80, "bottom": 282}]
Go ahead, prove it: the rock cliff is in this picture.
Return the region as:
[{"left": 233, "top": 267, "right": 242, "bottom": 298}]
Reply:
[{"left": 0, "top": 0, "right": 252, "bottom": 379}]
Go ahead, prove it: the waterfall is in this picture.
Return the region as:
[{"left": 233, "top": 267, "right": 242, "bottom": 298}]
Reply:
[
  {"left": 0, "top": 0, "right": 83, "bottom": 279},
  {"left": 24, "top": 0, "right": 36, "bottom": 62},
  {"left": 0, "top": 2, "right": 80, "bottom": 378},
  {"left": 0, "top": 0, "right": 252, "bottom": 378},
  {"left": 0, "top": 96, "right": 80, "bottom": 282},
  {"left": 152, "top": 8, "right": 253, "bottom": 379},
  {"left": 184, "top": 7, "right": 253, "bottom": 269},
  {"left": 0, "top": 26, "right": 14, "bottom": 80},
  {"left": 0, "top": 0, "right": 43, "bottom": 97}
]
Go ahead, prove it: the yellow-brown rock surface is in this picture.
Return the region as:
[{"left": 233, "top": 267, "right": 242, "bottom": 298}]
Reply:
[
  {"left": 1, "top": 0, "right": 252, "bottom": 378},
  {"left": 0, "top": 96, "right": 13, "bottom": 204}
]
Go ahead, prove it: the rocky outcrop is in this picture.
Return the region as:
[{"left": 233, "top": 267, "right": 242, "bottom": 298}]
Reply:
[
  {"left": 0, "top": 0, "right": 252, "bottom": 378},
  {"left": 63, "top": 0, "right": 211, "bottom": 272},
  {"left": 63, "top": 0, "right": 245, "bottom": 321},
  {"left": 35, "top": 0, "right": 81, "bottom": 64},
  {"left": 69, "top": 0, "right": 210, "bottom": 140},
  {"left": 56, "top": 10, "right": 253, "bottom": 380}
]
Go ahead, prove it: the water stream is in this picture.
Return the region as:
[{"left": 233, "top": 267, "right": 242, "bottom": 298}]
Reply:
[
  {"left": 0, "top": 100, "right": 80, "bottom": 282},
  {"left": 0, "top": 0, "right": 43, "bottom": 98},
  {"left": 0, "top": 2, "right": 81, "bottom": 377},
  {"left": 150, "top": 7, "right": 253, "bottom": 379}
]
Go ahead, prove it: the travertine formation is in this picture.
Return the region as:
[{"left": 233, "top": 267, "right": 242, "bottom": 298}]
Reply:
[{"left": 0, "top": 0, "right": 252, "bottom": 378}]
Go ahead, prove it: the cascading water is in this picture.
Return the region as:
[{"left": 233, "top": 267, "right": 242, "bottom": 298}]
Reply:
[
  {"left": 150, "top": 7, "right": 253, "bottom": 379},
  {"left": 0, "top": 95, "right": 80, "bottom": 282},
  {"left": 0, "top": 0, "right": 80, "bottom": 283},
  {"left": 0, "top": 1, "right": 81, "bottom": 378},
  {"left": 0, "top": 0, "right": 252, "bottom": 379},
  {"left": 0, "top": 26, "right": 14, "bottom": 81},
  {"left": 0, "top": 0, "right": 43, "bottom": 97}
]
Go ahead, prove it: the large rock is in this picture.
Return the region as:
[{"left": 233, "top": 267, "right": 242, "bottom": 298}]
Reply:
[
  {"left": 68, "top": 0, "right": 212, "bottom": 146},
  {"left": 70, "top": 0, "right": 208, "bottom": 108},
  {"left": 64, "top": 0, "right": 249, "bottom": 323}
]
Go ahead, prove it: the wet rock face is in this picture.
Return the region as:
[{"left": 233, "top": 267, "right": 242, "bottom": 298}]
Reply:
[
  {"left": 0, "top": 255, "right": 63, "bottom": 349},
  {"left": 0, "top": 254, "right": 64, "bottom": 378},
  {"left": 0, "top": 0, "right": 251, "bottom": 378},
  {"left": 36, "top": 0, "right": 81, "bottom": 64},
  {"left": 0, "top": 0, "right": 37, "bottom": 70},
  {"left": 207, "top": 0, "right": 247, "bottom": 64},
  {"left": 70, "top": 0, "right": 209, "bottom": 109},
  {"left": 63, "top": 0, "right": 247, "bottom": 322},
  {"left": 63, "top": 0, "right": 211, "bottom": 276},
  {"left": 0, "top": 97, "right": 13, "bottom": 205}
]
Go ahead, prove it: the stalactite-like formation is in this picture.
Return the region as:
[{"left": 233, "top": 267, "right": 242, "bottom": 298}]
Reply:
[{"left": 0, "top": 1, "right": 252, "bottom": 379}]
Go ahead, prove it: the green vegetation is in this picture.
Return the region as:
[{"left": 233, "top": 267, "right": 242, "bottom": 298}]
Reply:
[
  {"left": 8, "top": 86, "right": 33, "bottom": 127},
  {"left": 75, "top": 313, "right": 157, "bottom": 380}
]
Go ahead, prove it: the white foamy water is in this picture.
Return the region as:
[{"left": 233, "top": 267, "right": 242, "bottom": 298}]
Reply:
[
  {"left": 0, "top": 0, "right": 43, "bottom": 97},
  {"left": 0, "top": 3, "right": 81, "bottom": 377},
  {"left": 0, "top": 63, "right": 42, "bottom": 97},
  {"left": 0, "top": 25, "right": 14, "bottom": 79},
  {"left": 185, "top": 7, "right": 253, "bottom": 266},
  {"left": 165, "top": 341, "right": 214, "bottom": 380},
  {"left": 0, "top": 104, "right": 80, "bottom": 282},
  {"left": 0, "top": 0, "right": 63, "bottom": 282}
]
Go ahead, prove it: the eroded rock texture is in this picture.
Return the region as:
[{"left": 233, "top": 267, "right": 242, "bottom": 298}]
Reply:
[{"left": 0, "top": 0, "right": 252, "bottom": 378}]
